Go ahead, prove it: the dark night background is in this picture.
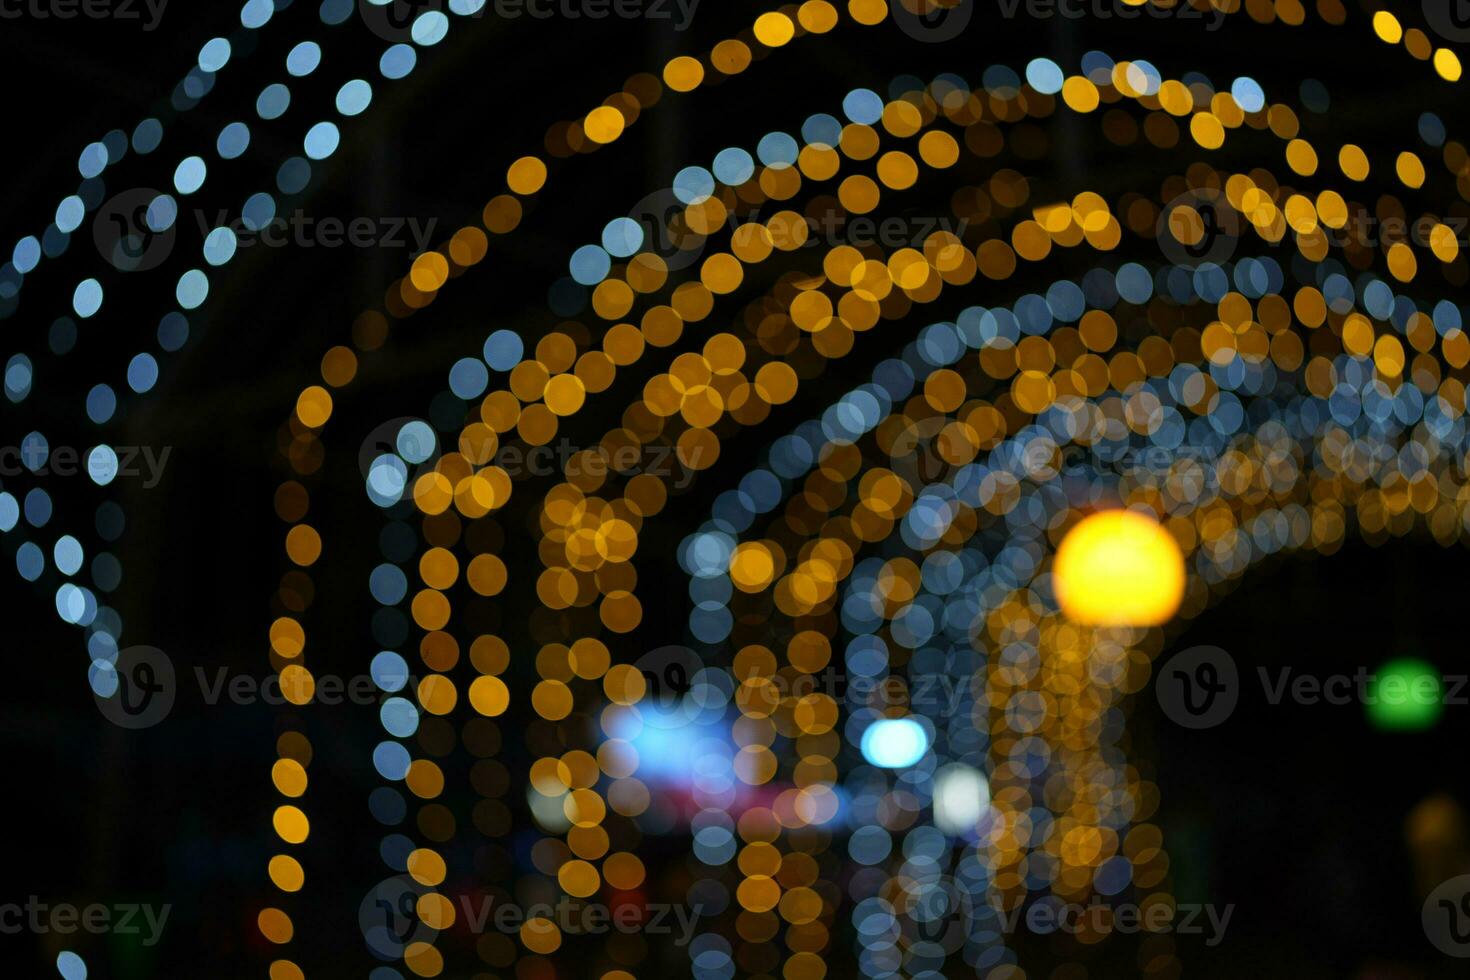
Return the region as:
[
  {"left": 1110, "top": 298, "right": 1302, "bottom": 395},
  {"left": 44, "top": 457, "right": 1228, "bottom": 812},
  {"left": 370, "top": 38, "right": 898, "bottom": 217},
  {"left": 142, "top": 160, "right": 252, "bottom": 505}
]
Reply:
[{"left": 0, "top": 1, "right": 1467, "bottom": 976}]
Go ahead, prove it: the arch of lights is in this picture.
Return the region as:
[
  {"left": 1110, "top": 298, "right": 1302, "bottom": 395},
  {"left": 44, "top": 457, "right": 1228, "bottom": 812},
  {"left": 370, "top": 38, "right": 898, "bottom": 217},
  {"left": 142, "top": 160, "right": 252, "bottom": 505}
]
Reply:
[{"left": 6, "top": 1, "right": 1470, "bottom": 978}]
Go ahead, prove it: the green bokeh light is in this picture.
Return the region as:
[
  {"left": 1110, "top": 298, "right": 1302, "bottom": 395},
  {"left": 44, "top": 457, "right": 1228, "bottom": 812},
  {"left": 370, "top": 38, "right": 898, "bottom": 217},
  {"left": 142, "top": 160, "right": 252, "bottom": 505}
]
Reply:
[{"left": 1366, "top": 657, "right": 1443, "bottom": 731}]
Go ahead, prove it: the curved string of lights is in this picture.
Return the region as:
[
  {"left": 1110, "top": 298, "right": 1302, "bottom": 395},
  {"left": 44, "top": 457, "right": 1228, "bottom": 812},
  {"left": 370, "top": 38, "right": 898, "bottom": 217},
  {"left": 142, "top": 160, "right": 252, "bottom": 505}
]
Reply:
[
  {"left": 3, "top": 1, "right": 1467, "bottom": 978},
  {"left": 311, "top": 13, "right": 1470, "bottom": 977}
]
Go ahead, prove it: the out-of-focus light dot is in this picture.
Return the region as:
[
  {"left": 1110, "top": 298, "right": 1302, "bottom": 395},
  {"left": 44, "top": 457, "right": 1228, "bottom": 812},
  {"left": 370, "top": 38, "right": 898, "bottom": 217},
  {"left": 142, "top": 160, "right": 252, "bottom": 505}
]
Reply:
[
  {"left": 1366, "top": 658, "right": 1443, "bottom": 731},
  {"left": 319, "top": 0, "right": 353, "bottom": 24},
  {"left": 933, "top": 763, "right": 991, "bottom": 836},
  {"left": 242, "top": 192, "right": 276, "bottom": 231},
  {"left": 5, "top": 354, "right": 33, "bottom": 402},
  {"left": 54, "top": 536, "right": 84, "bottom": 577},
  {"left": 366, "top": 456, "right": 408, "bottom": 505},
  {"left": 133, "top": 118, "right": 163, "bottom": 153},
  {"left": 127, "top": 353, "right": 160, "bottom": 394},
  {"left": 23, "top": 488, "right": 49, "bottom": 527},
  {"left": 257, "top": 83, "right": 291, "bottom": 119},
  {"left": 86, "top": 384, "right": 116, "bottom": 424},
  {"left": 73, "top": 279, "right": 103, "bottom": 318},
  {"left": 860, "top": 718, "right": 928, "bottom": 768},
  {"left": 1230, "top": 76, "right": 1265, "bottom": 113},
  {"left": 371, "top": 651, "right": 409, "bottom": 691},
  {"left": 277, "top": 157, "right": 312, "bottom": 194},
  {"left": 56, "top": 196, "right": 85, "bottom": 233},
  {"left": 380, "top": 44, "right": 417, "bottom": 80},
  {"left": 712, "top": 147, "right": 755, "bottom": 186},
  {"left": 448, "top": 358, "right": 489, "bottom": 398},
  {"left": 1025, "top": 58, "right": 1063, "bottom": 95},
  {"left": 56, "top": 951, "right": 87, "bottom": 980},
  {"left": 17, "top": 541, "right": 45, "bottom": 581},
  {"left": 303, "top": 122, "right": 340, "bottom": 160},
  {"left": 411, "top": 10, "right": 450, "bottom": 45},
  {"left": 1372, "top": 10, "right": 1402, "bottom": 43},
  {"left": 1434, "top": 48, "right": 1463, "bottom": 83},
  {"left": 21, "top": 431, "right": 48, "bottom": 472},
  {"left": 287, "top": 41, "right": 322, "bottom": 77},
  {"left": 217, "top": 121, "right": 251, "bottom": 159},
  {"left": 396, "top": 421, "right": 436, "bottom": 463},
  {"left": 673, "top": 167, "right": 715, "bottom": 205},
  {"left": 241, "top": 0, "right": 274, "bottom": 28},
  {"left": 78, "top": 142, "right": 108, "bottom": 178},
  {"left": 13, "top": 236, "right": 41, "bottom": 273},
  {"left": 203, "top": 228, "right": 237, "bottom": 266},
  {"left": 88, "top": 446, "right": 118, "bottom": 486},
  {"left": 483, "top": 329, "right": 523, "bottom": 371},
  {"left": 336, "top": 79, "right": 373, "bottom": 115},
  {"left": 756, "top": 131, "right": 798, "bottom": 168},
  {"left": 569, "top": 245, "right": 612, "bottom": 285},
  {"left": 0, "top": 493, "right": 18, "bottom": 531},
  {"left": 601, "top": 218, "right": 643, "bottom": 258},
  {"left": 173, "top": 156, "right": 207, "bottom": 194},
  {"left": 176, "top": 269, "right": 210, "bottom": 309},
  {"left": 199, "top": 37, "right": 232, "bottom": 72},
  {"left": 1054, "top": 510, "right": 1185, "bottom": 626},
  {"left": 146, "top": 194, "right": 177, "bottom": 232},
  {"left": 842, "top": 88, "right": 883, "bottom": 125},
  {"left": 373, "top": 741, "right": 412, "bottom": 780}
]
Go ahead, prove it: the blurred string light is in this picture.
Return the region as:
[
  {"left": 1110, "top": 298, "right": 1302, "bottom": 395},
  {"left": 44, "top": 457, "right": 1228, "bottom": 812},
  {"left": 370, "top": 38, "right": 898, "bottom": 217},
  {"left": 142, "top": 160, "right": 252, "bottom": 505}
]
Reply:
[
  {"left": 0, "top": 0, "right": 1442, "bottom": 977},
  {"left": 4, "top": 0, "right": 509, "bottom": 730},
  {"left": 0, "top": 0, "right": 321, "bottom": 318},
  {"left": 336, "top": 34, "right": 1470, "bottom": 975}
]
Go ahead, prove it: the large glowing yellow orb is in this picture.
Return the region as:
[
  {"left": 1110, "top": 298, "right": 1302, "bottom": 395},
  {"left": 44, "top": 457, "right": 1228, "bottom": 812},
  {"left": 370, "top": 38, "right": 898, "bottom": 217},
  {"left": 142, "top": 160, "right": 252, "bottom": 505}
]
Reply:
[{"left": 1053, "top": 510, "right": 1185, "bottom": 626}]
